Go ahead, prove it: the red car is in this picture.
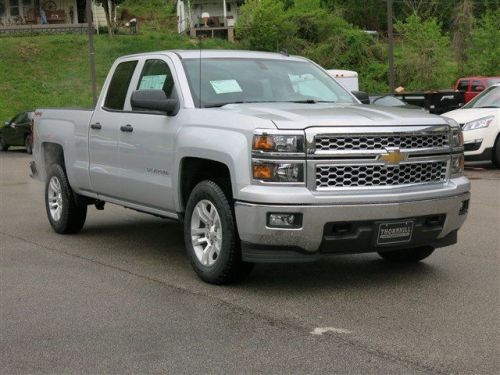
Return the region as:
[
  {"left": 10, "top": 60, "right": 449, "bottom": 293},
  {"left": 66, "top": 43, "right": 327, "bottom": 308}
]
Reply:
[{"left": 454, "top": 76, "right": 500, "bottom": 103}]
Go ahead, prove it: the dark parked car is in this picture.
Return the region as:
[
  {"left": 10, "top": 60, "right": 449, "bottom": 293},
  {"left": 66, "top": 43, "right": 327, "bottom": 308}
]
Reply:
[
  {"left": 0, "top": 111, "right": 34, "bottom": 154},
  {"left": 370, "top": 95, "right": 424, "bottom": 110}
]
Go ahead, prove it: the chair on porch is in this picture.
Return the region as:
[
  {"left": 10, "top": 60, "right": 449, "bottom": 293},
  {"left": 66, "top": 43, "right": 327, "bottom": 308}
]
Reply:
[{"left": 24, "top": 8, "right": 37, "bottom": 24}]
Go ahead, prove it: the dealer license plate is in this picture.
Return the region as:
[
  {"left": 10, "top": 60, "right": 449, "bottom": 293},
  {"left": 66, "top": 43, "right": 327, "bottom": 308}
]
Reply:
[{"left": 376, "top": 220, "right": 414, "bottom": 245}]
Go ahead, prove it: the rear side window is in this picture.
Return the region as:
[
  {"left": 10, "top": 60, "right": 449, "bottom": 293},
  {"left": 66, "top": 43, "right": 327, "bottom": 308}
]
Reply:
[
  {"left": 136, "top": 59, "right": 175, "bottom": 98},
  {"left": 471, "top": 80, "right": 484, "bottom": 91},
  {"left": 104, "top": 60, "right": 138, "bottom": 110},
  {"left": 457, "top": 80, "right": 469, "bottom": 91}
]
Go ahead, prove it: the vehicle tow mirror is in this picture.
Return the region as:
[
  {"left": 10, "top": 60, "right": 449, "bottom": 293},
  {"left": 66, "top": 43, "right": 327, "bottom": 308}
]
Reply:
[
  {"left": 351, "top": 90, "right": 370, "bottom": 105},
  {"left": 131, "top": 89, "right": 179, "bottom": 116},
  {"left": 10, "top": 122, "right": 16, "bottom": 128}
]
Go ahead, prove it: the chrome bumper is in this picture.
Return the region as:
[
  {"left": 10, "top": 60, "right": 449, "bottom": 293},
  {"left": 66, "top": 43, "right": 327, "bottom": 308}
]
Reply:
[{"left": 235, "top": 192, "right": 470, "bottom": 253}]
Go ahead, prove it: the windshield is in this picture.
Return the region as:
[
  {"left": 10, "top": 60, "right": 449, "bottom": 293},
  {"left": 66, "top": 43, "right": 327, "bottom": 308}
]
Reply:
[
  {"left": 182, "top": 58, "right": 356, "bottom": 108},
  {"left": 463, "top": 85, "right": 500, "bottom": 108}
]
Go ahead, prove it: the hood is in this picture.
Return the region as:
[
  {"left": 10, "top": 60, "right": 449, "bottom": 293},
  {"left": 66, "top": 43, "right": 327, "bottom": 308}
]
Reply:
[
  {"left": 218, "top": 103, "right": 445, "bottom": 129},
  {"left": 442, "top": 108, "right": 499, "bottom": 125}
]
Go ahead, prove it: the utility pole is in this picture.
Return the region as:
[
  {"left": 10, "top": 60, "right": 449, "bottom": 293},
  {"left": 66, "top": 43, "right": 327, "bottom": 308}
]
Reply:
[
  {"left": 387, "top": 0, "right": 395, "bottom": 93},
  {"left": 86, "top": 0, "right": 98, "bottom": 106}
]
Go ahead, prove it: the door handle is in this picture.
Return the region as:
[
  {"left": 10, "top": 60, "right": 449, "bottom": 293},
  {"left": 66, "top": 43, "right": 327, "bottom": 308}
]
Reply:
[
  {"left": 120, "top": 124, "right": 134, "bottom": 133},
  {"left": 90, "top": 122, "right": 102, "bottom": 130}
]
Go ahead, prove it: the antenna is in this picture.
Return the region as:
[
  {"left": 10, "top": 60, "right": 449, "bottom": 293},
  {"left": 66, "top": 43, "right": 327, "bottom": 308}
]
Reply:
[{"left": 198, "top": 36, "right": 202, "bottom": 108}]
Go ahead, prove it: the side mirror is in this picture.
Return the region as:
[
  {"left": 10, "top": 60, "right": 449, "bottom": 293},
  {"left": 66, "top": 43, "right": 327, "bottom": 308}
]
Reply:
[
  {"left": 131, "top": 89, "right": 179, "bottom": 116},
  {"left": 352, "top": 90, "right": 370, "bottom": 105},
  {"left": 4, "top": 121, "right": 10, "bottom": 126}
]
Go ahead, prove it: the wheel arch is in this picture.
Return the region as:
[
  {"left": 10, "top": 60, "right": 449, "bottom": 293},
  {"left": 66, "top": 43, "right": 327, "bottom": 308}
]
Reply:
[{"left": 178, "top": 157, "right": 233, "bottom": 213}]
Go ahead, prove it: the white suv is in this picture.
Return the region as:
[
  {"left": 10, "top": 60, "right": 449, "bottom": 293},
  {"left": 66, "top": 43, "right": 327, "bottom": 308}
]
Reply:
[{"left": 443, "top": 84, "right": 500, "bottom": 167}]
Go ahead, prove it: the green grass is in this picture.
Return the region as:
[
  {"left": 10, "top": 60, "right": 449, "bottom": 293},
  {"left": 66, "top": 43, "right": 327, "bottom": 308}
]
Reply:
[{"left": 0, "top": 32, "right": 233, "bottom": 121}]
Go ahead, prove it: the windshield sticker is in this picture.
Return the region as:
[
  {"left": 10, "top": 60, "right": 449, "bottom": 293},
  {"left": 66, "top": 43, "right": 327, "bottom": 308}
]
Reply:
[
  {"left": 139, "top": 74, "right": 167, "bottom": 90},
  {"left": 210, "top": 80, "right": 243, "bottom": 94}
]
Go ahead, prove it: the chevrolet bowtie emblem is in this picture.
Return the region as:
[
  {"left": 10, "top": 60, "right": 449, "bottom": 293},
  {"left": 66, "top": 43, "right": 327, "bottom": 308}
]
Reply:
[{"left": 377, "top": 148, "right": 409, "bottom": 165}]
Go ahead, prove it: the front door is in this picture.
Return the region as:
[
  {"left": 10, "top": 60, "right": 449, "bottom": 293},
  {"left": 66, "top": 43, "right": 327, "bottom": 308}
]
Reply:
[
  {"left": 117, "top": 57, "right": 180, "bottom": 212},
  {"left": 89, "top": 59, "right": 138, "bottom": 199}
]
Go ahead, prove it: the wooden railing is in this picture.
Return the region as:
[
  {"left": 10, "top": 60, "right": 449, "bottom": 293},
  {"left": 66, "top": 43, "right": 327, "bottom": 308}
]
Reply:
[{"left": 0, "top": 23, "right": 88, "bottom": 35}]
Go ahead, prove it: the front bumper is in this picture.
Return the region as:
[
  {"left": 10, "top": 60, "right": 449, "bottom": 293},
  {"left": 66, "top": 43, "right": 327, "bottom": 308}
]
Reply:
[{"left": 235, "top": 192, "right": 470, "bottom": 263}]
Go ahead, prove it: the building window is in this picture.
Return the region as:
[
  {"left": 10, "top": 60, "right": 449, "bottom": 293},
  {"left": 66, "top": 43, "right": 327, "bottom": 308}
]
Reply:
[
  {"left": 0, "top": 0, "right": 6, "bottom": 17},
  {"left": 10, "top": 0, "right": 20, "bottom": 17}
]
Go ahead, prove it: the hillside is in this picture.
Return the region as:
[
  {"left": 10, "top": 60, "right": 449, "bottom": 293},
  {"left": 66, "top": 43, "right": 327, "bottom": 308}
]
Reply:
[{"left": 0, "top": 32, "right": 232, "bottom": 121}]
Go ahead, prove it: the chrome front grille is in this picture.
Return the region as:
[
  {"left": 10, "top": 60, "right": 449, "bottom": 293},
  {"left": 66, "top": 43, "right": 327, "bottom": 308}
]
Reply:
[
  {"left": 315, "top": 134, "right": 449, "bottom": 152},
  {"left": 307, "top": 126, "right": 452, "bottom": 190},
  {"left": 316, "top": 161, "right": 448, "bottom": 189}
]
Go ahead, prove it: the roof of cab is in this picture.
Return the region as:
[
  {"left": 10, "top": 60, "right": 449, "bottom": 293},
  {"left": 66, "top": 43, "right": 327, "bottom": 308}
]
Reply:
[{"left": 118, "top": 49, "right": 307, "bottom": 62}]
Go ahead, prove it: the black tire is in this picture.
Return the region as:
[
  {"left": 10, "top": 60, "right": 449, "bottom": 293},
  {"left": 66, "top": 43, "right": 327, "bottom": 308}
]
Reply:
[
  {"left": 184, "top": 180, "right": 253, "bottom": 284},
  {"left": 25, "top": 134, "right": 33, "bottom": 154},
  {"left": 0, "top": 135, "right": 9, "bottom": 151},
  {"left": 45, "top": 164, "right": 87, "bottom": 234},
  {"left": 492, "top": 135, "right": 500, "bottom": 168},
  {"left": 378, "top": 246, "right": 435, "bottom": 263}
]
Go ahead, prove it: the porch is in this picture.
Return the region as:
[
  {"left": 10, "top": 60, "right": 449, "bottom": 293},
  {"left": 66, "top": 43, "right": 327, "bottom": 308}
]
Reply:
[
  {"left": 0, "top": 0, "right": 108, "bottom": 34},
  {"left": 177, "top": 0, "right": 241, "bottom": 41}
]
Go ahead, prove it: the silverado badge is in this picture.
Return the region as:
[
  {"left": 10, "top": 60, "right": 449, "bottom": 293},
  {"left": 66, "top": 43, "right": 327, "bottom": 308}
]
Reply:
[{"left": 377, "top": 148, "right": 409, "bottom": 165}]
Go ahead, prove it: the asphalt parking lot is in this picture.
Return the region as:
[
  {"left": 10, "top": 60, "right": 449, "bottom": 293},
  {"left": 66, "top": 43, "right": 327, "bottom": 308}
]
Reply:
[{"left": 1, "top": 151, "right": 499, "bottom": 374}]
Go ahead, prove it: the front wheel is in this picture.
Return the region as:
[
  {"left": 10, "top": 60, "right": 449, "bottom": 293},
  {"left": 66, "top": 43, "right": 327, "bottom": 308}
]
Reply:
[
  {"left": 378, "top": 246, "right": 435, "bottom": 263},
  {"left": 45, "top": 164, "right": 87, "bottom": 234},
  {"left": 0, "top": 135, "right": 9, "bottom": 151},
  {"left": 184, "top": 180, "right": 253, "bottom": 284}
]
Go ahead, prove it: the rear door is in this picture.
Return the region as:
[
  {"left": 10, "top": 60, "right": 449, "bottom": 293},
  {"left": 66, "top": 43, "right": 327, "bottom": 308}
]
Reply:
[
  {"left": 89, "top": 59, "right": 139, "bottom": 199},
  {"left": 117, "top": 56, "right": 181, "bottom": 212}
]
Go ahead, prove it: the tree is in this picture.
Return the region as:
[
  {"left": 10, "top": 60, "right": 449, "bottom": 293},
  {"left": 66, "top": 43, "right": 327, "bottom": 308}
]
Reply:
[
  {"left": 466, "top": 9, "right": 500, "bottom": 75},
  {"left": 235, "top": 0, "right": 296, "bottom": 52},
  {"left": 394, "top": 14, "right": 450, "bottom": 90},
  {"left": 452, "top": 0, "right": 474, "bottom": 75}
]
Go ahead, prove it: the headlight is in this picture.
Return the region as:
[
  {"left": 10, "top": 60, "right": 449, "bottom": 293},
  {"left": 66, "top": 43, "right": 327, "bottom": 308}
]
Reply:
[
  {"left": 253, "top": 133, "right": 305, "bottom": 154},
  {"left": 451, "top": 154, "right": 464, "bottom": 177},
  {"left": 462, "top": 116, "right": 494, "bottom": 131},
  {"left": 451, "top": 128, "right": 464, "bottom": 148},
  {"left": 442, "top": 117, "right": 464, "bottom": 148},
  {"left": 252, "top": 161, "right": 304, "bottom": 183}
]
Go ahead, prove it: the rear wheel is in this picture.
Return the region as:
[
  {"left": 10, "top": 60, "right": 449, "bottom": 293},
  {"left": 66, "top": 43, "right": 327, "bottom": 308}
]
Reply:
[
  {"left": 378, "top": 246, "right": 435, "bottom": 263},
  {"left": 492, "top": 136, "right": 500, "bottom": 168},
  {"left": 184, "top": 180, "right": 253, "bottom": 284},
  {"left": 25, "top": 135, "right": 33, "bottom": 154},
  {"left": 45, "top": 164, "right": 87, "bottom": 234},
  {"left": 0, "top": 135, "right": 9, "bottom": 151}
]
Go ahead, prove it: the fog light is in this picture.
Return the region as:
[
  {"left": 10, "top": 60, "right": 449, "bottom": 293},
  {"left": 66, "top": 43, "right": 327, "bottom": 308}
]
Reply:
[
  {"left": 268, "top": 213, "right": 302, "bottom": 228},
  {"left": 459, "top": 199, "right": 469, "bottom": 215}
]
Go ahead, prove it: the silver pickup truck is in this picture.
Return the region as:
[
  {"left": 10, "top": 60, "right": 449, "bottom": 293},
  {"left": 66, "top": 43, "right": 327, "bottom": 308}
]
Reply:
[{"left": 32, "top": 50, "right": 470, "bottom": 284}]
